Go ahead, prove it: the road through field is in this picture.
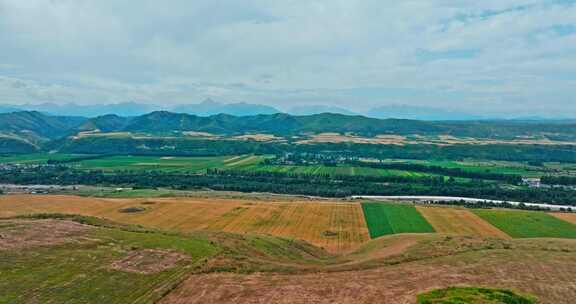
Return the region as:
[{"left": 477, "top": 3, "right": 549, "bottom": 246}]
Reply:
[{"left": 353, "top": 195, "right": 574, "bottom": 211}]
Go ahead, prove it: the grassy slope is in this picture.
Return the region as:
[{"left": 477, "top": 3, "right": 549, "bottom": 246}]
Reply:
[
  {"left": 4, "top": 215, "right": 576, "bottom": 303},
  {"left": 0, "top": 215, "right": 333, "bottom": 304},
  {"left": 361, "top": 203, "right": 435, "bottom": 238},
  {"left": 0, "top": 220, "right": 219, "bottom": 304},
  {"left": 474, "top": 209, "right": 576, "bottom": 238},
  {"left": 417, "top": 287, "right": 536, "bottom": 304}
]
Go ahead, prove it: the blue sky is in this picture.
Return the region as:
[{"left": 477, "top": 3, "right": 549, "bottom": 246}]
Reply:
[{"left": 0, "top": 0, "right": 575, "bottom": 116}]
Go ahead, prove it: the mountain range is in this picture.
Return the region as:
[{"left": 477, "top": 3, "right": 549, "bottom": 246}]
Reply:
[
  {"left": 1, "top": 110, "right": 576, "bottom": 154},
  {"left": 3, "top": 101, "right": 565, "bottom": 120}
]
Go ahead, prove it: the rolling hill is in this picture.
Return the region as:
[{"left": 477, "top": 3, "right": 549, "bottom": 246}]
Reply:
[{"left": 2, "top": 111, "right": 576, "bottom": 155}]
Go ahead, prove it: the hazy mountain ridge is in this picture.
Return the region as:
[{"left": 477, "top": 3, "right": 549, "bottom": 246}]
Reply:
[
  {"left": 3, "top": 101, "right": 573, "bottom": 120},
  {"left": 2, "top": 110, "right": 576, "bottom": 140},
  {"left": 288, "top": 105, "right": 358, "bottom": 116},
  {"left": 173, "top": 99, "right": 281, "bottom": 116}
]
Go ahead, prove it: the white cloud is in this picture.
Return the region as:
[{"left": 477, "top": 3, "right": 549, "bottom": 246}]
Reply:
[{"left": 0, "top": 0, "right": 574, "bottom": 114}]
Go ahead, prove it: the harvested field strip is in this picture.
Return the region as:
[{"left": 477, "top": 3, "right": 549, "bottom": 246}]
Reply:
[
  {"left": 474, "top": 210, "right": 576, "bottom": 239},
  {"left": 0, "top": 195, "right": 368, "bottom": 253},
  {"left": 361, "top": 203, "right": 435, "bottom": 239},
  {"left": 207, "top": 202, "right": 369, "bottom": 252},
  {"left": 224, "top": 155, "right": 261, "bottom": 168},
  {"left": 416, "top": 206, "right": 510, "bottom": 239},
  {"left": 551, "top": 213, "right": 576, "bottom": 225}
]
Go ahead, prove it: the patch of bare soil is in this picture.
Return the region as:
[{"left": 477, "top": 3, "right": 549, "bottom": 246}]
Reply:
[
  {"left": 0, "top": 219, "right": 92, "bottom": 250},
  {"left": 111, "top": 249, "right": 188, "bottom": 274},
  {"left": 341, "top": 236, "right": 419, "bottom": 266},
  {"left": 161, "top": 239, "right": 576, "bottom": 304}
]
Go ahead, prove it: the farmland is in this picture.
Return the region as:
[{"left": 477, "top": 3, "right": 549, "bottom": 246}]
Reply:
[
  {"left": 474, "top": 209, "right": 576, "bottom": 238},
  {"left": 0, "top": 195, "right": 369, "bottom": 253},
  {"left": 73, "top": 155, "right": 263, "bottom": 172},
  {"left": 3, "top": 196, "right": 576, "bottom": 303},
  {"left": 361, "top": 203, "right": 435, "bottom": 238},
  {"left": 0, "top": 153, "right": 83, "bottom": 164},
  {"left": 3, "top": 152, "right": 557, "bottom": 178},
  {"left": 235, "top": 163, "right": 432, "bottom": 177},
  {"left": 552, "top": 212, "right": 576, "bottom": 225},
  {"left": 416, "top": 206, "right": 510, "bottom": 239}
]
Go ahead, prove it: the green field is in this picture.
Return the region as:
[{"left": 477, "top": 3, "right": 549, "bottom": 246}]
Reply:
[
  {"left": 417, "top": 287, "right": 536, "bottom": 304},
  {"left": 74, "top": 155, "right": 263, "bottom": 172},
  {"left": 361, "top": 203, "right": 435, "bottom": 238},
  {"left": 0, "top": 153, "right": 84, "bottom": 164},
  {"left": 238, "top": 164, "right": 432, "bottom": 178},
  {"left": 385, "top": 159, "right": 551, "bottom": 177},
  {"left": 474, "top": 210, "right": 576, "bottom": 239}
]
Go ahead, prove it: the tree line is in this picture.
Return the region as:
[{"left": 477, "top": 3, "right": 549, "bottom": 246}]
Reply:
[{"left": 2, "top": 166, "right": 576, "bottom": 206}]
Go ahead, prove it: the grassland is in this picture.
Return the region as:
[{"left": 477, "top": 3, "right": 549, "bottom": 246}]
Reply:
[
  {"left": 3, "top": 214, "right": 576, "bottom": 303},
  {"left": 474, "top": 209, "right": 576, "bottom": 238},
  {"left": 416, "top": 206, "right": 510, "bottom": 239},
  {"left": 417, "top": 287, "right": 536, "bottom": 304},
  {"left": 160, "top": 235, "right": 576, "bottom": 304},
  {"left": 0, "top": 217, "right": 219, "bottom": 304},
  {"left": 361, "top": 203, "right": 435, "bottom": 238}
]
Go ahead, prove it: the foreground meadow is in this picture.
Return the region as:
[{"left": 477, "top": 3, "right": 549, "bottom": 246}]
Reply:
[{"left": 2, "top": 197, "right": 576, "bottom": 303}]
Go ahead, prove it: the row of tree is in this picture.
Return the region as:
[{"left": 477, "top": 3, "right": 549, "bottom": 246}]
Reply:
[{"left": 2, "top": 166, "right": 576, "bottom": 206}]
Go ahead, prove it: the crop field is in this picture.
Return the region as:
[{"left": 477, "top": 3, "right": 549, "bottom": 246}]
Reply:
[
  {"left": 385, "top": 159, "right": 550, "bottom": 177},
  {"left": 473, "top": 209, "right": 576, "bottom": 239},
  {"left": 237, "top": 163, "right": 431, "bottom": 178},
  {"left": 206, "top": 202, "right": 369, "bottom": 252},
  {"left": 552, "top": 213, "right": 576, "bottom": 225},
  {"left": 0, "top": 195, "right": 368, "bottom": 253},
  {"left": 0, "top": 153, "right": 84, "bottom": 164},
  {"left": 361, "top": 203, "right": 435, "bottom": 238},
  {"left": 415, "top": 206, "right": 510, "bottom": 239},
  {"left": 74, "top": 155, "right": 263, "bottom": 172}
]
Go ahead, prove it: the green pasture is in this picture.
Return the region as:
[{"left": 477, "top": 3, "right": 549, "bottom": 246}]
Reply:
[
  {"left": 474, "top": 209, "right": 576, "bottom": 239},
  {"left": 361, "top": 203, "right": 435, "bottom": 239}
]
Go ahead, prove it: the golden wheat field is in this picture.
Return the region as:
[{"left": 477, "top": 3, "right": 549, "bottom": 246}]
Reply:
[
  {"left": 0, "top": 195, "right": 369, "bottom": 253},
  {"left": 415, "top": 205, "right": 511, "bottom": 239}
]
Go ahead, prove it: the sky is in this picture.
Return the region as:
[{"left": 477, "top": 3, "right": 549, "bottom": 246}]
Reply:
[{"left": 0, "top": 0, "right": 575, "bottom": 116}]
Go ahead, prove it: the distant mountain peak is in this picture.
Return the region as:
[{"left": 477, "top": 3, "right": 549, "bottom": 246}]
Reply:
[{"left": 172, "top": 100, "right": 281, "bottom": 117}]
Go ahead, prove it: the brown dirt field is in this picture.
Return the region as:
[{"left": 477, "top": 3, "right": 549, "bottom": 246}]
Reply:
[
  {"left": 160, "top": 245, "right": 576, "bottom": 304},
  {"left": 416, "top": 206, "right": 511, "bottom": 239},
  {"left": 0, "top": 219, "right": 91, "bottom": 250},
  {"left": 0, "top": 195, "right": 368, "bottom": 253},
  {"left": 551, "top": 213, "right": 576, "bottom": 225},
  {"left": 111, "top": 249, "right": 188, "bottom": 274}
]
